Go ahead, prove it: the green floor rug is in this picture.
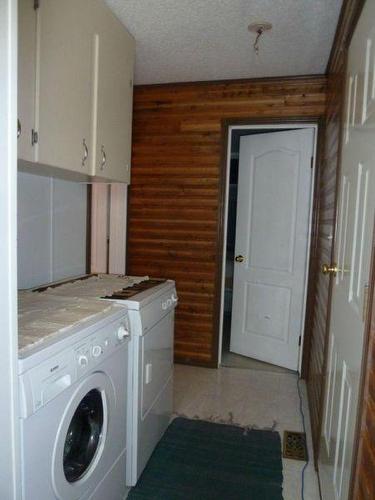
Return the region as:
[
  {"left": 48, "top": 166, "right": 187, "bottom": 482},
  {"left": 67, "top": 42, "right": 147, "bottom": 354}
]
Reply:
[{"left": 128, "top": 417, "right": 283, "bottom": 499}]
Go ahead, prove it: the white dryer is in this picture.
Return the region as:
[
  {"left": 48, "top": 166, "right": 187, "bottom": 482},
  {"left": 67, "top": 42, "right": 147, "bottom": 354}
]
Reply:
[
  {"left": 19, "top": 306, "right": 131, "bottom": 500},
  {"left": 118, "top": 279, "right": 177, "bottom": 486}
]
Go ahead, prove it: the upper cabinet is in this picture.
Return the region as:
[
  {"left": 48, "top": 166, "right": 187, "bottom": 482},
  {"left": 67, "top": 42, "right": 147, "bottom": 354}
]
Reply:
[
  {"left": 91, "top": 5, "right": 135, "bottom": 183},
  {"left": 18, "top": 0, "right": 135, "bottom": 183},
  {"left": 18, "top": 0, "right": 37, "bottom": 163},
  {"left": 37, "top": 0, "right": 93, "bottom": 175}
]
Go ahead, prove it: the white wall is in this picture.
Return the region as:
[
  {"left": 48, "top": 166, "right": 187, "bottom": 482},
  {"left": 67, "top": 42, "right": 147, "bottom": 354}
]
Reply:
[
  {"left": 18, "top": 172, "right": 87, "bottom": 288},
  {"left": 0, "top": 0, "right": 21, "bottom": 497}
]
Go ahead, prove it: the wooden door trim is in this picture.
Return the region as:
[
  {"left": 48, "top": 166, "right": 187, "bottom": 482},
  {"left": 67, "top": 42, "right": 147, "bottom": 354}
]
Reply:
[
  {"left": 213, "top": 115, "right": 325, "bottom": 372},
  {"left": 300, "top": 118, "right": 326, "bottom": 379},
  {"left": 350, "top": 219, "right": 375, "bottom": 498},
  {"left": 325, "top": 0, "right": 366, "bottom": 74}
]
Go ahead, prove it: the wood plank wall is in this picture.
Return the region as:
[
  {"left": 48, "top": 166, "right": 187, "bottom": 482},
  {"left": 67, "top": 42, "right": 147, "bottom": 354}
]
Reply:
[
  {"left": 127, "top": 76, "right": 326, "bottom": 366},
  {"left": 305, "top": 0, "right": 365, "bottom": 463}
]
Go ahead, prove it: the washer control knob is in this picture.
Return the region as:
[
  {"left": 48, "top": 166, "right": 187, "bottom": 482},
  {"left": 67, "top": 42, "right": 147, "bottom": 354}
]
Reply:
[
  {"left": 117, "top": 324, "right": 129, "bottom": 341},
  {"left": 78, "top": 354, "right": 89, "bottom": 367},
  {"left": 92, "top": 345, "right": 102, "bottom": 358}
]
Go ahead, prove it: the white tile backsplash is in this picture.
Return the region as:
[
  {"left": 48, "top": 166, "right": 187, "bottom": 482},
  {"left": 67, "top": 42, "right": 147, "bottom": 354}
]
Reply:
[
  {"left": 18, "top": 172, "right": 87, "bottom": 289},
  {"left": 52, "top": 178, "right": 87, "bottom": 281}
]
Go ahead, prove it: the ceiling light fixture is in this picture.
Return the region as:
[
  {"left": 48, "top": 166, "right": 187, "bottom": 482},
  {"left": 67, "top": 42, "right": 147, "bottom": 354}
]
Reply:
[{"left": 248, "top": 22, "right": 272, "bottom": 55}]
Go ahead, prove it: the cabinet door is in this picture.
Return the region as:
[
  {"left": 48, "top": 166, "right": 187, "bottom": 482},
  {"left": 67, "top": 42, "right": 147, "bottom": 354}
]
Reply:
[
  {"left": 18, "top": 0, "right": 37, "bottom": 162},
  {"left": 36, "top": 0, "right": 93, "bottom": 174},
  {"left": 92, "top": 15, "right": 135, "bottom": 183}
]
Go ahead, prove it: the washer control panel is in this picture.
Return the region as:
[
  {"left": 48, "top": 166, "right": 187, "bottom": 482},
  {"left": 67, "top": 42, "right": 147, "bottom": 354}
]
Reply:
[
  {"left": 75, "top": 315, "right": 130, "bottom": 373},
  {"left": 19, "top": 312, "right": 131, "bottom": 418},
  {"left": 117, "top": 323, "right": 130, "bottom": 341},
  {"left": 91, "top": 344, "right": 103, "bottom": 358},
  {"left": 78, "top": 353, "right": 89, "bottom": 366}
]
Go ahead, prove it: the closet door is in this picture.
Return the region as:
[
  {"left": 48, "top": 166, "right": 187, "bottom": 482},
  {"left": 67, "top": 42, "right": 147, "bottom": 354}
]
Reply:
[
  {"left": 18, "top": 0, "right": 37, "bottom": 162},
  {"left": 36, "top": 0, "right": 93, "bottom": 174},
  {"left": 91, "top": 11, "right": 135, "bottom": 183}
]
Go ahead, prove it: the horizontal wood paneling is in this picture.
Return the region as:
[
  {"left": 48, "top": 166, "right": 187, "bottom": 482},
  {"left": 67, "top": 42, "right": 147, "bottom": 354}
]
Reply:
[{"left": 128, "top": 76, "right": 327, "bottom": 366}]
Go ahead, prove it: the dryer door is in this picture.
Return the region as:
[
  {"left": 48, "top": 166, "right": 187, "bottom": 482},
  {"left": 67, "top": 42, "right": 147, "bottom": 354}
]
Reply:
[{"left": 52, "top": 372, "right": 115, "bottom": 500}]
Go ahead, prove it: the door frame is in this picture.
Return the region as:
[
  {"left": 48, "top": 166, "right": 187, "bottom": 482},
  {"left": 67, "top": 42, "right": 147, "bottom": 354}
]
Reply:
[
  {"left": 350, "top": 218, "right": 375, "bottom": 497},
  {"left": 0, "top": 0, "right": 21, "bottom": 498},
  {"left": 214, "top": 116, "right": 324, "bottom": 374}
]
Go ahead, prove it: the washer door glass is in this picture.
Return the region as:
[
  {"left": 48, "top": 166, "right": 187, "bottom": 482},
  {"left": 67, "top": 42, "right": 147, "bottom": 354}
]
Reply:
[{"left": 63, "top": 389, "right": 104, "bottom": 482}]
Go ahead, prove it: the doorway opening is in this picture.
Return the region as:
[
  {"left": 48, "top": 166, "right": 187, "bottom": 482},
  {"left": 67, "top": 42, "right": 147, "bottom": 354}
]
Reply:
[{"left": 218, "top": 124, "right": 318, "bottom": 374}]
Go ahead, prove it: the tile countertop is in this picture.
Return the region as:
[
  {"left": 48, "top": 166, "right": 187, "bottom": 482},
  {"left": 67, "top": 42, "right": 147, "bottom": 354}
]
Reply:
[{"left": 18, "top": 291, "right": 121, "bottom": 355}]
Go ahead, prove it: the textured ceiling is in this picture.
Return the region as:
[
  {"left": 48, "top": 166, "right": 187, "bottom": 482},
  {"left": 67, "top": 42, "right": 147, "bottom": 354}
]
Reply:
[{"left": 105, "top": 0, "right": 343, "bottom": 85}]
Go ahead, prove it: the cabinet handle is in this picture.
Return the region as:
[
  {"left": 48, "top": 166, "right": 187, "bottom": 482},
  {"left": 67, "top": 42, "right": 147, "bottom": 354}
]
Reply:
[
  {"left": 100, "top": 145, "right": 107, "bottom": 170},
  {"left": 82, "top": 138, "right": 88, "bottom": 167},
  {"left": 17, "top": 119, "right": 21, "bottom": 139}
]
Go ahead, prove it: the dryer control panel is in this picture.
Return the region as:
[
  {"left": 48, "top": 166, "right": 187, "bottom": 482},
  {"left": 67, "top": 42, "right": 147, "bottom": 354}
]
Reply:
[{"left": 19, "top": 314, "right": 130, "bottom": 418}]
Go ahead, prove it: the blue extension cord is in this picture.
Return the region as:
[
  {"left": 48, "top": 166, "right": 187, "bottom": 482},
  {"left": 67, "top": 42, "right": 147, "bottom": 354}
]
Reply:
[{"left": 297, "top": 375, "right": 308, "bottom": 500}]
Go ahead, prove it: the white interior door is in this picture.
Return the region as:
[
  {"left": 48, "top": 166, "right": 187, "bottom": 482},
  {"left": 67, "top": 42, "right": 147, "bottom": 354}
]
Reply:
[
  {"left": 230, "top": 128, "right": 314, "bottom": 370},
  {"left": 319, "top": 1, "right": 375, "bottom": 498}
]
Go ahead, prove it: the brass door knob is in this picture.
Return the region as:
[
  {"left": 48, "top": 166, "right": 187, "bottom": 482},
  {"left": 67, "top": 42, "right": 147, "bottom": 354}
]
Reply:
[
  {"left": 322, "top": 263, "right": 339, "bottom": 277},
  {"left": 235, "top": 255, "right": 245, "bottom": 263}
]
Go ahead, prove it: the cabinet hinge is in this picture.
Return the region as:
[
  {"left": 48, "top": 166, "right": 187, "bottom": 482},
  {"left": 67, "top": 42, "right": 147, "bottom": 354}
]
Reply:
[
  {"left": 31, "top": 129, "right": 38, "bottom": 146},
  {"left": 311, "top": 156, "right": 314, "bottom": 169},
  {"left": 34, "top": 0, "right": 39, "bottom": 10},
  {"left": 298, "top": 336, "right": 301, "bottom": 346}
]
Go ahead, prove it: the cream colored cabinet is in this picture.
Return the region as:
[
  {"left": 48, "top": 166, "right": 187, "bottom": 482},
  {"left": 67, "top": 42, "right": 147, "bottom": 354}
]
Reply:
[
  {"left": 18, "top": 0, "right": 135, "bottom": 183},
  {"left": 36, "top": 0, "right": 93, "bottom": 175},
  {"left": 18, "top": 0, "right": 37, "bottom": 162},
  {"left": 91, "top": 17, "right": 135, "bottom": 183}
]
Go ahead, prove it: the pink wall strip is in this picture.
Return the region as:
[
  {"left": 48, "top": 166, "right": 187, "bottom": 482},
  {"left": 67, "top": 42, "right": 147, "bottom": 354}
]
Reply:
[
  {"left": 109, "top": 184, "right": 127, "bottom": 274},
  {"left": 91, "top": 184, "right": 109, "bottom": 273}
]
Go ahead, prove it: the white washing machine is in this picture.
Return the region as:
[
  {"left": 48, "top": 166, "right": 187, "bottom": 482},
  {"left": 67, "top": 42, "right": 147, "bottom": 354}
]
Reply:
[
  {"left": 19, "top": 306, "right": 131, "bottom": 500},
  {"left": 35, "top": 275, "right": 178, "bottom": 486}
]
